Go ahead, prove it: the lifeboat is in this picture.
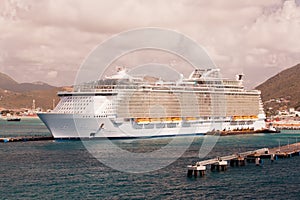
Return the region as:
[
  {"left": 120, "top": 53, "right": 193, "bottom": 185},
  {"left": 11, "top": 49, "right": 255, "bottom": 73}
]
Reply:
[
  {"left": 162, "top": 117, "right": 173, "bottom": 122},
  {"left": 136, "top": 118, "right": 150, "bottom": 123},
  {"left": 233, "top": 116, "right": 240, "bottom": 120},
  {"left": 171, "top": 117, "right": 181, "bottom": 121},
  {"left": 150, "top": 118, "right": 161, "bottom": 122},
  {"left": 186, "top": 117, "right": 197, "bottom": 121}
]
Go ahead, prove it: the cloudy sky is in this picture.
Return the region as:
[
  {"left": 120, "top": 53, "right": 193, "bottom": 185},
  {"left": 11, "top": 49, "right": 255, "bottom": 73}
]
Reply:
[{"left": 0, "top": 0, "right": 300, "bottom": 88}]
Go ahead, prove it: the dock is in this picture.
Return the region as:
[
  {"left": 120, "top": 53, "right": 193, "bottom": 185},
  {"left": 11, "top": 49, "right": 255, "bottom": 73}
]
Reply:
[
  {"left": 187, "top": 142, "right": 300, "bottom": 177},
  {"left": 206, "top": 128, "right": 280, "bottom": 136},
  {"left": 0, "top": 136, "right": 54, "bottom": 143}
]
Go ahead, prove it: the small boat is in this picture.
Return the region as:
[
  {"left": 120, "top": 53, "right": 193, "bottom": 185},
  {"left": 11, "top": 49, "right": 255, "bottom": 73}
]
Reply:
[{"left": 7, "top": 117, "right": 21, "bottom": 122}]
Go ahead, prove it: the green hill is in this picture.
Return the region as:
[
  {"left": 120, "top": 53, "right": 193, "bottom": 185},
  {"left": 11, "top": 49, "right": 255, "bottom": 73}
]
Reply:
[
  {"left": 0, "top": 72, "right": 18, "bottom": 89},
  {"left": 0, "top": 72, "right": 61, "bottom": 110},
  {"left": 256, "top": 63, "right": 300, "bottom": 113},
  {"left": 1, "top": 64, "right": 300, "bottom": 112}
]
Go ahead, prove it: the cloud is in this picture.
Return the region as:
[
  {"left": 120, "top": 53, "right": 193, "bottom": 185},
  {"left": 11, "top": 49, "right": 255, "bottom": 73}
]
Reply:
[
  {"left": 0, "top": 0, "right": 299, "bottom": 88},
  {"left": 47, "top": 70, "right": 58, "bottom": 79}
]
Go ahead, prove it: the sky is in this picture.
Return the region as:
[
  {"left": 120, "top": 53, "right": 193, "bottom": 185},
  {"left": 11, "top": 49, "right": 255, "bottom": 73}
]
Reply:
[{"left": 0, "top": 0, "right": 300, "bottom": 88}]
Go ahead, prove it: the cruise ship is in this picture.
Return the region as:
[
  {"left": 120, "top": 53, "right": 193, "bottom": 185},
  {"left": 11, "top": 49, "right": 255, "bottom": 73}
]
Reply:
[{"left": 38, "top": 67, "right": 266, "bottom": 139}]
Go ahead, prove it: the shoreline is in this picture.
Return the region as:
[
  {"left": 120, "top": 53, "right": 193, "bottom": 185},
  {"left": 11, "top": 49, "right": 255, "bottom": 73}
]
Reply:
[{"left": 0, "top": 116, "right": 39, "bottom": 120}]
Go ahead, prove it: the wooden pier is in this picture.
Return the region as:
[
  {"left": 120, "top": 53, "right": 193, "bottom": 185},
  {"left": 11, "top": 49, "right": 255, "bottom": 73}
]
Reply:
[
  {"left": 0, "top": 136, "right": 54, "bottom": 143},
  {"left": 187, "top": 142, "right": 300, "bottom": 178}
]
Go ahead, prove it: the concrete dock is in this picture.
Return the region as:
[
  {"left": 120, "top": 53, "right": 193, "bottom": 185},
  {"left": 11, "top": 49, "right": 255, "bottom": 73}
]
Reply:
[
  {"left": 188, "top": 142, "right": 300, "bottom": 177},
  {"left": 0, "top": 136, "right": 54, "bottom": 143}
]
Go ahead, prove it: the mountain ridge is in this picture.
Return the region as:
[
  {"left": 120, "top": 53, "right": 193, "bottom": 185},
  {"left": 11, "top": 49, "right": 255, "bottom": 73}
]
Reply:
[
  {"left": 0, "top": 72, "right": 61, "bottom": 110},
  {"left": 256, "top": 63, "right": 300, "bottom": 112},
  {"left": 0, "top": 72, "right": 56, "bottom": 92},
  {"left": 1, "top": 64, "right": 300, "bottom": 111}
]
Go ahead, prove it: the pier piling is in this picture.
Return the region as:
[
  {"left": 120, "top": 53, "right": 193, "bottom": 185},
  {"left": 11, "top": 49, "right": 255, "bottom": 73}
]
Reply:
[{"left": 187, "top": 165, "right": 206, "bottom": 178}]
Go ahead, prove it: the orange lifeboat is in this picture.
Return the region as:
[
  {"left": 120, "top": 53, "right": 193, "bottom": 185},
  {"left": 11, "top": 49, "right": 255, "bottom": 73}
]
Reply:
[
  {"left": 163, "top": 117, "right": 173, "bottom": 122},
  {"left": 171, "top": 117, "right": 181, "bottom": 121},
  {"left": 186, "top": 117, "right": 197, "bottom": 121},
  {"left": 150, "top": 118, "right": 161, "bottom": 122},
  {"left": 136, "top": 118, "right": 150, "bottom": 123}
]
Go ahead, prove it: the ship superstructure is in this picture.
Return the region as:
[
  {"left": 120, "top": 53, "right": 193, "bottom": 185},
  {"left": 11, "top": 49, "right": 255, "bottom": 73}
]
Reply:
[{"left": 38, "top": 68, "right": 266, "bottom": 138}]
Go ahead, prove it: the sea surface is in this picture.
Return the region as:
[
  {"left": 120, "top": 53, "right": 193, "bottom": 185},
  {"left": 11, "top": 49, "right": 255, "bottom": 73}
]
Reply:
[{"left": 1, "top": 118, "right": 300, "bottom": 199}]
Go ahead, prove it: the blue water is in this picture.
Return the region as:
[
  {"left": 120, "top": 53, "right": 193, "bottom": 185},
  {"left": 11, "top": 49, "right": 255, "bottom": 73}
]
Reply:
[{"left": 1, "top": 118, "right": 300, "bottom": 199}]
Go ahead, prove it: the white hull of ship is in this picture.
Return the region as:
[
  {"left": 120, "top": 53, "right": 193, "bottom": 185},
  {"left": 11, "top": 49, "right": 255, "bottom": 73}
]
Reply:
[{"left": 38, "top": 113, "right": 266, "bottom": 139}]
